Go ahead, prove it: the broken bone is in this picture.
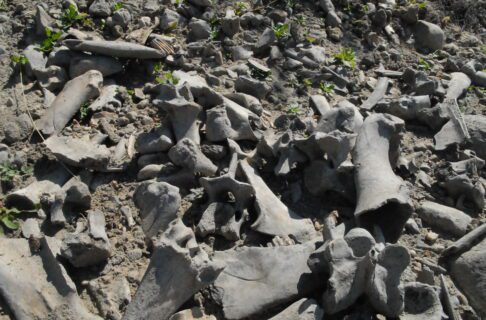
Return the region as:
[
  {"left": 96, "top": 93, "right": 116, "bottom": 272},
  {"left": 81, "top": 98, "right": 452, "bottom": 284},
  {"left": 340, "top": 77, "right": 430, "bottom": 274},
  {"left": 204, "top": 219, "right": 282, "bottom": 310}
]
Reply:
[
  {"left": 44, "top": 135, "right": 111, "bottom": 171},
  {"left": 196, "top": 202, "right": 248, "bottom": 241},
  {"left": 401, "top": 282, "right": 443, "bottom": 320},
  {"left": 239, "top": 159, "right": 317, "bottom": 242},
  {"left": 169, "top": 138, "right": 218, "bottom": 176},
  {"left": 133, "top": 181, "right": 181, "bottom": 239},
  {"left": 205, "top": 98, "right": 261, "bottom": 142},
  {"left": 360, "top": 77, "right": 390, "bottom": 111},
  {"left": 64, "top": 39, "right": 167, "bottom": 59},
  {"left": 123, "top": 219, "right": 224, "bottom": 320},
  {"left": 35, "top": 70, "right": 103, "bottom": 136},
  {"left": 353, "top": 113, "right": 413, "bottom": 243},
  {"left": 88, "top": 80, "right": 122, "bottom": 112},
  {"left": 0, "top": 237, "right": 101, "bottom": 320}
]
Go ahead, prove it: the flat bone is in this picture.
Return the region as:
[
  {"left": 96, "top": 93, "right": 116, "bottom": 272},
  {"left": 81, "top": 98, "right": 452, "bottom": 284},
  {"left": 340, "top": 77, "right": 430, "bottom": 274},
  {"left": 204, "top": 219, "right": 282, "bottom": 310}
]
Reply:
[
  {"left": 375, "top": 96, "right": 431, "bottom": 120},
  {"left": 123, "top": 219, "right": 224, "bottom": 320},
  {"left": 88, "top": 80, "right": 122, "bottom": 112},
  {"left": 169, "top": 138, "right": 217, "bottom": 176},
  {"left": 64, "top": 39, "right": 167, "bottom": 59},
  {"left": 211, "top": 240, "right": 321, "bottom": 319},
  {"left": 360, "top": 77, "right": 390, "bottom": 111},
  {"left": 353, "top": 113, "right": 413, "bottom": 243},
  {"left": 239, "top": 159, "right": 317, "bottom": 242},
  {"left": 401, "top": 282, "right": 443, "bottom": 320},
  {"left": 36, "top": 70, "right": 103, "bottom": 136}
]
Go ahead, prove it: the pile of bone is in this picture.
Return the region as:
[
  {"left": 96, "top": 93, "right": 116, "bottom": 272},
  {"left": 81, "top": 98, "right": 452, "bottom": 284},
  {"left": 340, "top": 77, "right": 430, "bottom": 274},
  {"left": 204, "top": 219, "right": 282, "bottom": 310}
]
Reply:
[{"left": 0, "top": 1, "right": 485, "bottom": 320}]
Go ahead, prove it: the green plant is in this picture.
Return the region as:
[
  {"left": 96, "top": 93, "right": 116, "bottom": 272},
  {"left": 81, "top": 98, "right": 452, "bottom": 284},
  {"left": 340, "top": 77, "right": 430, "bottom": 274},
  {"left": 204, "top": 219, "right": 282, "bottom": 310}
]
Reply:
[
  {"left": 285, "top": 0, "right": 295, "bottom": 9},
  {"left": 417, "top": 1, "right": 428, "bottom": 9},
  {"left": 126, "top": 88, "right": 135, "bottom": 96},
  {"left": 60, "top": 4, "right": 89, "bottom": 29},
  {"left": 167, "top": 21, "right": 178, "bottom": 31},
  {"left": 112, "top": 2, "right": 124, "bottom": 11},
  {"left": 0, "top": 162, "right": 33, "bottom": 183},
  {"left": 273, "top": 23, "right": 289, "bottom": 39},
  {"left": 250, "top": 66, "right": 271, "bottom": 80},
  {"left": 305, "top": 34, "right": 317, "bottom": 43},
  {"left": 210, "top": 28, "right": 220, "bottom": 40},
  {"left": 209, "top": 16, "right": 220, "bottom": 40},
  {"left": 334, "top": 48, "right": 356, "bottom": 69},
  {"left": 0, "top": 0, "right": 7, "bottom": 11},
  {"left": 78, "top": 102, "right": 90, "bottom": 121},
  {"left": 37, "top": 27, "right": 63, "bottom": 54},
  {"left": 363, "top": 4, "right": 369, "bottom": 12},
  {"left": 10, "top": 55, "right": 29, "bottom": 66},
  {"left": 155, "top": 71, "right": 179, "bottom": 85},
  {"left": 319, "top": 82, "right": 335, "bottom": 95},
  {"left": 0, "top": 205, "right": 39, "bottom": 235},
  {"left": 287, "top": 103, "right": 301, "bottom": 115},
  {"left": 418, "top": 58, "right": 432, "bottom": 71},
  {"left": 234, "top": 2, "right": 248, "bottom": 16},
  {"left": 302, "top": 78, "right": 312, "bottom": 88},
  {"left": 481, "top": 45, "right": 486, "bottom": 55},
  {"left": 296, "top": 15, "right": 306, "bottom": 25}
]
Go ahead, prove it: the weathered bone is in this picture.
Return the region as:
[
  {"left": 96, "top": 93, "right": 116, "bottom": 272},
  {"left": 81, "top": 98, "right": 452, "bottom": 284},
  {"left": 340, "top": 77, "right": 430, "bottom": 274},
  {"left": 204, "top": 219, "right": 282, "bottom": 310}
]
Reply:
[
  {"left": 88, "top": 80, "right": 122, "bottom": 112},
  {"left": 135, "top": 121, "right": 174, "bottom": 154},
  {"left": 401, "top": 282, "right": 443, "bottom": 320},
  {"left": 239, "top": 159, "right": 317, "bottom": 242},
  {"left": 375, "top": 96, "right": 431, "bottom": 120},
  {"left": 5, "top": 180, "right": 62, "bottom": 210},
  {"left": 0, "top": 237, "right": 101, "bottom": 320},
  {"left": 196, "top": 202, "right": 248, "bottom": 241},
  {"left": 36, "top": 70, "right": 103, "bottom": 136},
  {"left": 205, "top": 98, "right": 261, "bottom": 142},
  {"left": 316, "top": 103, "right": 363, "bottom": 134},
  {"left": 158, "top": 97, "right": 202, "bottom": 144},
  {"left": 199, "top": 174, "right": 254, "bottom": 213},
  {"left": 353, "top": 113, "right": 413, "bottom": 243},
  {"left": 44, "top": 135, "right": 111, "bottom": 171},
  {"left": 360, "top": 77, "right": 390, "bottom": 110},
  {"left": 211, "top": 240, "right": 321, "bottom": 319},
  {"left": 123, "top": 219, "right": 224, "bottom": 320},
  {"left": 169, "top": 138, "right": 218, "bottom": 176},
  {"left": 134, "top": 181, "right": 181, "bottom": 239},
  {"left": 64, "top": 39, "right": 167, "bottom": 59},
  {"left": 268, "top": 298, "right": 324, "bottom": 320},
  {"left": 69, "top": 55, "right": 123, "bottom": 78}
]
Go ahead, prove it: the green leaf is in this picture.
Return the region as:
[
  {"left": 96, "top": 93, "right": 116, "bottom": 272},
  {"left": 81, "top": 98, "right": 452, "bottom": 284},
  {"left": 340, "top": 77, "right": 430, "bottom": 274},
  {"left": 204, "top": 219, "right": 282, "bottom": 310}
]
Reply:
[{"left": 1, "top": 216, "right": 19, "bottom": 230}]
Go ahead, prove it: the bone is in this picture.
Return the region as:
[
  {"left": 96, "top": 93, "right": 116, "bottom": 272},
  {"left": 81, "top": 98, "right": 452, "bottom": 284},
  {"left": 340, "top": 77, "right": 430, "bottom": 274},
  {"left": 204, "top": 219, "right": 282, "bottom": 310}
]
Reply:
[
  {"left": 5, "top": 180, "right": 62, "bottom": 210},
  {"left": 375, "top": 96, "right": 431, "bottom": 120},
  {"left": 353, "top": 113, "right": 413, "bottom": 243},
  {"left": 239, "top": 159, "right": 318, "bottom": 242},
  {"left": 205, "top": 98, "right": 261, "bottom": 142},
  {"left": 88, "top": 80, "right": 122, "bottom": 112},
  {"left": 440, "top": 223, "right": 486, "bottom": 262},
  {"left": 196, "top": 202, "right": 248, "bottom": 241},
  {"left": 64, "top": 39, "right": 167, "bottom": 59},
  {"left": 123, "top": 219, "right": 224, "bottom": 320},
  {"left": 135, "top": 122, "right": 174, "bottom": 154},
  {"left": 199, "top": 174, "right": 254, "bottom": 213},
  {"left": 44, "top": 135, "right": 111, "bottom": 171},
  {"left": 449, "top": 237, "right": 486, "bottom": 318},
  {"left": 211, "top": 240, "right": 321, "bottom": 319},
  {"left": 268, "top": 298, "right": 324, "bottom": 320},
  {"left": 440, "top": 275, "right": 460, "bottom": 320},
  {"left": 69, "top": 55, "right": 123, "bottom": 78},
  {"left": 417, "top": 201, "right": 472, "bottom": 237},
  {"left": 36, "top": 70, "right": 103, "bottom": 136},
  {"left": 0, "top": 237, "right": 101, "bottom": 320},
  {"left": 319, "top": 0, "right": 341, "bottom": 27},
  {"left": 133, "top": 181, "right": 181, "bottom": 239},
  {"left": 366, "top": 244, "right": 410, "bottom": 317},
  {"left": 50, "top": 189, "right": 67, "bottom": 226},
  {"left": 158, "top": 97, "right": 202, "bottom": 144},
  {"left": 440, "top": 174, "right": 485, "bottom": 210},
  {"left": 401, "top": 282, "right": 443, "bottom": 320},
  {"left": 315, "top": 102, "right": 363, "bottom": 134},
  {"left": 360, "top": 77, "right": 390, "bottom": 111},
  {"left": 168, "top": 138, "right": 218, "bottom": 176}
]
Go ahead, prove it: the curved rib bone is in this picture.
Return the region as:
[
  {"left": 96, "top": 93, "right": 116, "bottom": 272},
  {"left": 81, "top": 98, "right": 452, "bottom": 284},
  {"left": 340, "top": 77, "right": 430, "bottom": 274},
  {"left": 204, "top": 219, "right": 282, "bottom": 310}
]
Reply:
[
  {"left": 353, "top": 113, "right": 413, "bottom": 243},
  {"left": 36, "top": 70, "right": 103, "bottom": 136}
]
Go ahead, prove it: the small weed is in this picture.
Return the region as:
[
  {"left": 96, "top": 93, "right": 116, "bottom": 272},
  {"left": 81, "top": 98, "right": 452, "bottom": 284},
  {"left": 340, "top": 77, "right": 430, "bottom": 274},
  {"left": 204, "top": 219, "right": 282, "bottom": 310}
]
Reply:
[
  {"left": 287, "top": 103, "right": 302, "bottom": 115},
  {"left": 441, "top": 16, "right": 451, "bottom": 25},
  {"left": 0, "top": 205, "right": 39, "bottom": 235},
  {"left": 112, "top": 2, "right": 124, "bottom": 11},
  {"left": 302, "top": 78, "right": 313, "bottom": 88},
  {"left": 363, "top": 4, "right": 369, "bottom": 13},
  {"left": 305, "top": 34, "right": 317, "bottom": 43},
  {"left": 167, "top": 21, "right": 178, "bottom": 31},
  {"left": 417, "top": 0, "right": 428, "bottom": 9},
  {"left": 37, "top": 28, "right": 63, "bottom": 54},
  {"left": 60, "top": 4, "right": 90, "bottom": 29},
  {"left": 273, "top": 23, "right": 289, "bottom": 39},
  {"left": 209, "top": 16, "right": 221, "bottom": 40},
  {"left": 175, "top": 0, "right": 185, "bottom": 6},
  {"left": 155, "top": 71, "right": 179, "bottom": 85},
  {"left": 250, "top": 68, "right": 271, "bottom": 80},
  {"left": 126, "top": 88, "right": 135, "bottom": 96},
  {"left": 10, "top": 55, "right": 29, "bottom": 66},
  {"left": 210, "top": 28, "right": 220, "bottom": 40},
  {"left": 78, "top": 102, "right": 90, "bottom": 121},
  {"left": 0, "top": 0, "right": 7, "bottom": 11},
  {"left": 418, "top": 58, "right": 432, "bottom": 71},
  {"left": 234, "top": 2, "right": 248, "bottom": 16},
  {"left": 319, "top": 82, "right": 335, "bottom": 95},
  {"left": 0, "top": 162, "right": 33, "bottom": 183},
  {"left": 334, "top": 48, "right": 356, "bottom": 69},
  {"left": 296, "top": 15, "right": 306, "bottom": 25},
  {"left": 481, "top": 45, "right": 486, "bottom": 55},
  {"left": 285, "top": 0, "right": 296, "bottom": 9}
]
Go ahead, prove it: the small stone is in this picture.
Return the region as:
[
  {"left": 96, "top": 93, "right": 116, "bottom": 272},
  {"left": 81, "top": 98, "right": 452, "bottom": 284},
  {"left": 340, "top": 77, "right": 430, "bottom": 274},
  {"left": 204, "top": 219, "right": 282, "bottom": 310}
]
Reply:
[{"left": 425, "top": 231, "right": 439, "bottom": 244}]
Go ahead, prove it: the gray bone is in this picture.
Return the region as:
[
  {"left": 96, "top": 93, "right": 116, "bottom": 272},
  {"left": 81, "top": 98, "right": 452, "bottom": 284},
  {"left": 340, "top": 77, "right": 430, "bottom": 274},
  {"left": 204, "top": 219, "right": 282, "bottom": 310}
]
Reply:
[{"left": 64, "top": 39, "right": 167, "bottom": 59}]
